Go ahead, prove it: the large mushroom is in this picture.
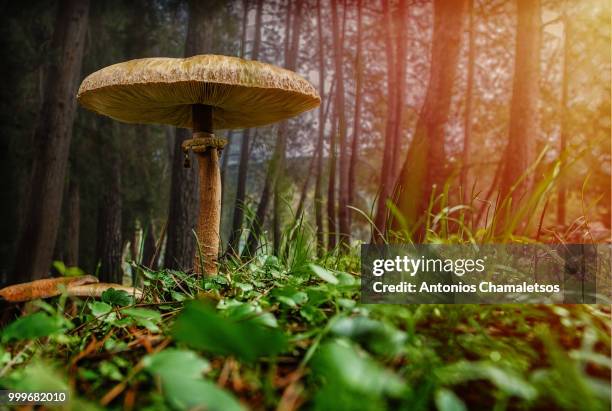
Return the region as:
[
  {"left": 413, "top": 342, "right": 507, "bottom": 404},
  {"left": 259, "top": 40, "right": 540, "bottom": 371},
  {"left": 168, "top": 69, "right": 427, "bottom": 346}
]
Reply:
[{"left": 77, "top": 55, "right": 320, "bottom": 275}]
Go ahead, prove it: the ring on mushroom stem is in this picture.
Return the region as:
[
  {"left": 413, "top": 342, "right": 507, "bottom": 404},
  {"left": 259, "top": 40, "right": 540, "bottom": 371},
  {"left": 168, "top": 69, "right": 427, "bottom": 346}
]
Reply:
[{"left": 77, "top": 55, "right": 320, "bottom": 276}]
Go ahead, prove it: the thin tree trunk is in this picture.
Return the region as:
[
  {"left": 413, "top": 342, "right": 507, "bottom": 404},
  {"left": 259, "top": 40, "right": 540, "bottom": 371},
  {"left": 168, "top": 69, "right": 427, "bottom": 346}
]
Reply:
[
  {"left": 461, "top": 0, "right": 476, "bottom": 204},
  {"left": 330, "top": 0, "right": 350, "bottom": 247},
  {"left": 164, "top": 0, "right": 212, "bottom": 270},
  {"left": 229, "top": 0, "right": 263, "bottom": 254},
  {"left": 327, "top": 109, "right": 338, "bottom": 250},
  {"left": 273, "top": 0, "right": 296, "bottom": 255},
  {"left": 314, "top": 0, "right": 326, "bottom": 256},
  {"left": 498, "top": 0, "right": 540, "bottom": 219},
  {"left": 389, "top": 0, "right": 467, "bottom": 239},
  {"left": 557, "top": 13, "right": 570, "bottom": 226},
  {"left": 390, "top": 0, "right": 408, "bottom": 179},
  {"left": 348, "top": 0, "right": 363, "bottom": 230},
  {"left": 12, "top": 0, "right": 89, "bottom": 282},
  {"left": 220, "top": 130, "right": 233, "bottom": 202},
  {"left": 65, "top": 180, "right": 80, "bottom": 267},
  {"left": 166, "top": 127, "right": 175, "bottom": 164},
  {"left": 272, "top": 136, "right": 287, "bottom": 255},
  {"left": 372, "top": 0, "right": 397, "bottom": 240},
  {"left": 96, "top": 130, "right": 122, "bottom": 284}
]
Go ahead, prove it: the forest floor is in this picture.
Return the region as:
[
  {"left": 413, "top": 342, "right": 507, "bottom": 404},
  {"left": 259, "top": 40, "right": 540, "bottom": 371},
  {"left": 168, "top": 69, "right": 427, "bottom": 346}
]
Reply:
[{"left": 0, "top": 249, "right": 610, "bottom": 411}]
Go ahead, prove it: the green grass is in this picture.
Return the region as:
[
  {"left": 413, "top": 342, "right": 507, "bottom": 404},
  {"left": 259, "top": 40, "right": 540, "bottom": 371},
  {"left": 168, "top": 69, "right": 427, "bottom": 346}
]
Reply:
[
  {"left": 0, "top": 248, "right": 610, "bottom": 410},
  {"left": 2, "top": 147, "right": 610, "bottom": 410}
]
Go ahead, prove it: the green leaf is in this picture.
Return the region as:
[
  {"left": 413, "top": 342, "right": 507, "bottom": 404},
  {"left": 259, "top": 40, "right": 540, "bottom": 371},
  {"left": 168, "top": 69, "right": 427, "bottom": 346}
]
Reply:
[
  {"left": 144, "top": 349, "right": 242, "bottom": 411},
  {"left": 330, "top": 316, "right": 407, "bottom": 356},
  {"left": 271, "top": 287, "right": 309, "bottom": 307},
  {"left": 312, "top": 339, "right": 406, "bottom": 397},
  {"left": 436, "top": 361, "right": 537, "bottom": 400},
  {"left": 235, "top": 282, "right": 254, "bottom": 292},
  {"left": 336, "top": 272, "right": 356, "bottom": 285},
  {"left": 9, "top": 362, "right": 70, "bottom": 392},
  {"left": 172, "top": 301, "right": 288, "bottom": 362},
  {"left": 64, "top": 266, "right": 86, "bottom": 277},
  {"left": 89, "top": 301, "right": 113, "bottom": 317},
  {"left": 144, "top": 349, "right": 210, "bottom": 378},
  {"left": 123, "top": 308, "right": 162, "bottom": 332},
  {"left": 435, "top": 388, "right": 467, "bottom": 411},
  {"left": 309, "top": 264, "right": 338, "bottom": 284},
  {"left": 101, "top": 288, "right": 134, "bottom": 307},
  {"left": 99, "top": 361, "right": 123, "bottom": 381},
  {"left": 264, "top": 255, "right": 281, "bottom": 270},
  {"left": 299, "top": 305, "right": 326, "bottom": 324},
  {"left": 52, "top": 261, "right": 84, "bottom": 277},
  {"left": 220, "top": 301, "right": 279, "bottom": 328},
  {"left": 2, "top": 312, "right": 64, "bottom": 342},
  {"left": 122, "top": 307, "right": 161, "bottom": 321},
  {"left": 277, "top": 296, "right": 297, "bottom": 307},
  {"left": 52, "top": 261, "right": 66, "bottom": 276}
]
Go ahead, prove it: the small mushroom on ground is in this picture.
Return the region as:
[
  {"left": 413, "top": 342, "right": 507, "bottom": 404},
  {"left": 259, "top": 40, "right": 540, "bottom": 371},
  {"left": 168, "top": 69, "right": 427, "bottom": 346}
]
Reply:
[
  {"left": 0, "top": 275, "right": 142, "bottom": 303},
  {"left": 0, "top": 275, "right": 98, "bottom": 302},
  {"left": 67, "top": 283, "right": 143, "bottom": 299},
  {"left": 77, "top": 55, "right": 320, "bottom": 275},
  {"left": 0, "top": 276, "right": 140, "bottom": 302}
]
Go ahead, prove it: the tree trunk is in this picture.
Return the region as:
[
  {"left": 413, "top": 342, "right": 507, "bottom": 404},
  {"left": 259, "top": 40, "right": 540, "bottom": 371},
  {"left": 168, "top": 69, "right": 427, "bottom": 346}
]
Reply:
[
  {"left": 498, "top": 0, "right": 540, "bottom": 220},
  {"left": 164, "top": 0, "right": 212, "bottom": 270},
  {"left": 229, "top": 0, "right": 263, "bottom": 255},
  {"left": 272, "top": 137, "right": 286, "bottom": 255},
  {"left": 96, "top": 139, "right": 122, "bottom": 284},
  {"left": 65, "top": 180, "right": 80, "bottom": 267},
  {"left": 461, "top": 0, "right": 476, "bottom": 204},
  {"left": 389, "top": 0, "right": 467, "bottom": 239},
  {"left": 373, "top": 0, "right": 397, "bottom": 240},
  {"left": 273, "top": 0, "right": 301, "bottom": 255},
  {"left": 348, "top": 0, "right": 363, "bottom": 230},
  {"left": 390, "top": 0, "right": 408, "bottom": 179},
  {"left": 327, "top": 109, "right": 338, "bottom": 250},
  {"left": 330, "top": 0, "right": 350, "bottom": 247},
  {"left": 220, "top": 130, "right": 233, "bottom": 204},
  {"left": 557, "top": 14, "right": 570, "bottom": 226},
  {"left": 314, "top": 0, "right": 326, "bottom": 256},
  {"left": 12, "top": 0, "right": 89, "bottom": 282}
]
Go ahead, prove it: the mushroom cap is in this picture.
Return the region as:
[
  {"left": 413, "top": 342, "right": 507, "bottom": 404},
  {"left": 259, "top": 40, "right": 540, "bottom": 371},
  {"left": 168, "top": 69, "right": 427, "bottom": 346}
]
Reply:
[{"left": 77, "top": 55, "right": 320, "bottom": 130}]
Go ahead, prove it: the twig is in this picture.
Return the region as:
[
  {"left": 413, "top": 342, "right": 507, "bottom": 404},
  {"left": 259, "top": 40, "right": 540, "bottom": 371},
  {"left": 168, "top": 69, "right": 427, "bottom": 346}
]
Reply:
[
  {"left": 0, "top": 341, "right": 34, "bottom": 377},
  {"left": 100, "top": 338, "right": 171, "bottom": 406}
]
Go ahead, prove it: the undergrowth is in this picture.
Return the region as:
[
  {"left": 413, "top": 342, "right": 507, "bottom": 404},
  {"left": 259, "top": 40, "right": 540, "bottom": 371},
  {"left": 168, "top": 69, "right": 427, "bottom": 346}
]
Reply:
[
  {"left": 0, "top": 249, "right": 610, "bottom": 410},
  {"left": 1, "top": 153, "right": 610, "bottom": 410}
]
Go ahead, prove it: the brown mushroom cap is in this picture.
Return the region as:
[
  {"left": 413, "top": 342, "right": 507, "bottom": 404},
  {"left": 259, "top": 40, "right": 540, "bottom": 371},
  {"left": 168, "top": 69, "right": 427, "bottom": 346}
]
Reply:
[
  {"left": 0, "top": 275, "right": 99, "bottom": 303},
  {"left": 77, "top": 55, "right": 320, "bottom": 130}
]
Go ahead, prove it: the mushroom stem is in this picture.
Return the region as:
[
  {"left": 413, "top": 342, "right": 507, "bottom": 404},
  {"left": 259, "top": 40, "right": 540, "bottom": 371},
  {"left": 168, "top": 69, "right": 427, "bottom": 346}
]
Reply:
[{"left": 192, "top": 104, "right": 221, "bottom": 275}]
